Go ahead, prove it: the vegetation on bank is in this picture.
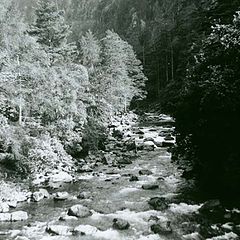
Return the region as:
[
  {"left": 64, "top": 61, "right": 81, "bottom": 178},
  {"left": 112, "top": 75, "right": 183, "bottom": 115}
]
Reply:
[{"left": 0, "top": 0, "right": 146, "bottom": 179}]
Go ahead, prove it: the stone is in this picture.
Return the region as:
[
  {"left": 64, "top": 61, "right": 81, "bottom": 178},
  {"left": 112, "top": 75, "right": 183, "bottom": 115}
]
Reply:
[
  {"left": 117, "top": 158, "right": 132, "bottom": 165},
  {"left": 143, "top": 141, "right": 156, "bottom": 151},
  {"left": 68, "top": 204, "right": 92, "bottom": 218},
  {"left": 73, "top": 225, "right": 98, "bottom": 236},
  {"left": 151, "top": 221, "right": 172, "bottom": 235},
  {"left": 7, "top": 201, "right": 17, "bottom": 208},
  {"left": 32, "top": 191, "right": 44, "bottom": 202},
  {"left": 129, "top": 175, "right": 139, "bottom": 181},
  {"left": 139, "top": 169, "right": 153, "bottom": 175},
  {"left": 164, "top": 135, "right": 174, "bottom": 141},
  {"left": 49, "top": 172, "right": 73, "bottom": 183},
  {"left": 112, "top": 218, "right": 130, "bottom": 230},
  {"left": 59, "top": 214, "right": 78, "bottom": 221},
  {"left": 11, "top": 211, "right": 28, "bottom": 221},
  {"left": 0, "top": 213, "right": 11, "bottom": 221},
  {"left": 142, "top": 184, "right": 159, "bottom": 190},
  {"left": 0, "top": 202, "right": 9, "bottom": 213},
  {"left": 162, "top": 141, "right": 175, "bottom": 147},
  {"left": 125, "top": 139, "right": 136, "bottom": 151},
  {"left": 54, "top": 192, "right": 69, "bottom": 201},
  {"left": 46, "top": 225, "right": 73, "bottom": 236},
  {"left": 148, "top": 197, "right": 168, "bottom": 211},
  {"left": 39, "top": 189, "right": 50, "bottom": 198},
  {"left": 77, "top": 192, "right": 91, "bottom": 200}
]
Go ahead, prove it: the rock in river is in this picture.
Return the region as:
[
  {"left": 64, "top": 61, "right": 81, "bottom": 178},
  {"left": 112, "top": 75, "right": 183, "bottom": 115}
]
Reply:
[
  {"left": 148, "top": 197, "right": 168, "bottom": 211},
  {"left": 142, "top": 184, "right": 159, "bottom": 190},
  {"left": 0, "top": 202, "right": 9, "bottom": 213},
  {"left": 139, "top": 169, "right": 153, "bottom": 175},
  {"left": 11, "top": 211, "right": 28, "bottom": 221},
  {"left": 32, "top": 191, "right": 44, "bottom": 202},
  {"left": 46, "top": 225, "right": 73, "bottom": 236},
  {"left": 129, "top": 175, "right": 139, "bottom": 181},
  {"left": 68, "top": 204, "right": 92, "bottom": 218},
  {"left": 113, "top": 218, "right": 130, "bottom": 230},
  {"left": 151, "top": 221, "right": 172, "bottom": 235},
  {"left": 49, "top": 172, "right": 73, "bottom": 183},
  {"left": 54, "top": 192, "right": 69, "bottom": 201}
]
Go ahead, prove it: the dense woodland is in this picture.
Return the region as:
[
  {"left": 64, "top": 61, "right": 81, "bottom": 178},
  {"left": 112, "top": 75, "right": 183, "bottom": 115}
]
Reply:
[{"left": 1, "top": 0, "right": 240, "bottom": 199}]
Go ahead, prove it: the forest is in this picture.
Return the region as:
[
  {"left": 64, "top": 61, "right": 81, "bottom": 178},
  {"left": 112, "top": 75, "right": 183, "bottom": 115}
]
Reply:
[{"left": 0, "top": 0, "right": 240, "bottom": 239}]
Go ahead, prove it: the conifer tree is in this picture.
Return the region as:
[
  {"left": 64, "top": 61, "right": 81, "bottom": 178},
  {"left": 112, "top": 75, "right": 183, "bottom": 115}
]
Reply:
[{"left": 29, "top": 0, "right": 76, "bottom": 64}]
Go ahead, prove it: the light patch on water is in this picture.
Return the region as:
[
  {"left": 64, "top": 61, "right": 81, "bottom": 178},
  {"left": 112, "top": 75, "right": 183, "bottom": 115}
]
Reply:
[
  {"left": 118, "top": 187, "right": 140, "bottom": 195},
  {"left": 107, "top": 209, "right": 168, "bottom": 225},
  {"left": 78, "top": 174, "right": 94, "bottom": 180},
  {"left": 169, "top": 203, "right": 202, "bottom": 214},
  {"left": 183, "top": 232, "right": 202, "bottom": 239},
  {"left": 206, "top": 232, "right": 239, "bottom": 240},
  {"left": 164, "top": 175, "right": 181, "bottom": 187},
  {"left": 94, "top": 229, "right": 124, "bottom": 240},
  {"left": 138, "top": 234, "right": 164, "bottom": 240}
]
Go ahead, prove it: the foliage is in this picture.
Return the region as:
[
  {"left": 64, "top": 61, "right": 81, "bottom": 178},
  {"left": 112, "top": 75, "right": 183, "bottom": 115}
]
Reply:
[{"left": 174, "top": 12, "right": 240, "bottom": 195}]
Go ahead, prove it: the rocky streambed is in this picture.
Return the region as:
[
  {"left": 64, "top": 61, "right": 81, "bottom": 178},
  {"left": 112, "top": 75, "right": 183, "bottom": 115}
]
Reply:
[{"left": 0, "top": 113, "right": 240, "bottom": 240}]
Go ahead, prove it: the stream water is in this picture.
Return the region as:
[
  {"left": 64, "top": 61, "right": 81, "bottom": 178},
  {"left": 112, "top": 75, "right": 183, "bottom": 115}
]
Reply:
[{"left": 1, "top": 113, "right": 239, "bottom": 240}]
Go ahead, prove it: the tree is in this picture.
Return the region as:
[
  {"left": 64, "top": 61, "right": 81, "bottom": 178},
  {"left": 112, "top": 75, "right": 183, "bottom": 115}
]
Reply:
[
  {"left": 80, "top": 30, "right": 101, "bottom": 71},
  {"left": 175, "top": 11, "right": 240, "bottom": 196},
  {"left": 29, "top": 0, "right": 77, "bottom": 64}
]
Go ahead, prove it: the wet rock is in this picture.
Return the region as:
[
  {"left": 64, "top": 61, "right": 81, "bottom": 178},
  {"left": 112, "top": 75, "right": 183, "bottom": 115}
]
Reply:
[
  {"left": 11, "top": 211, "right": 28, "bottom": 221},
  {"left": 143, "top": 141, "right": 156, "bottom": 151},
  {"left": 54, "top": 192, "right": 69, "bottom": 201},
  {"left": 77, "top": 165, "right": 93, "bottom": 173},
  {"left": 129, "top": 175, "right": 139, "bottom": 181},
  {"left": 0, "top": 202, "right": 9, "bottom": 213},
  {"left": 68, "top": 204, "right": 92, "bottom": 218},
  {"left": 159, "top": 131, "right": 169, "bottom": 137},
  {"left": 142, "top": 184, "right": 159, "bottom": 190},
  {"left": 148, "top": 197, "right": 168, "bottom": 211},
  {"left": 144, "top": 137, "right": 155, "bottom": 142},
  {"left": 153, "top": 139, "right": 163, "bottom": 147},
  {"left": 112, "top": 129, "right": 123, "bottom": 139},
  {"left": 117, "top": 158, "right": 132, "bottom": 165},
  {"left": 125, "top": 139, "right": 136, "bottom": 151},
  {"left": 139, "top": 169, "right": 153, "bottom": 175},
  {"left": 39, "top": 189, "right": 50, "bottom": 199},
  {"left": 164, "top": 135, "right": 174, "bottom": 141},
  {"left": 73, "top": 225, "right": 98, "bottom": 236},
  {"left": 46, "top": 225, "right": 73, "bottom": 236},
  {"left": 151, "top": 221, "right": 172, "bottom": 235},
  {"left": 59, "top": 214, "right": 78, "bottom": 221},
  {"left": 113, "top": 218, "right": 130, "bottom": 230},
  {"left": 77, "top": 192, "right": 91, "bottom": 200},
  {"left": 0, "top": 213, "right": 11, "bottom": 221},
  {"left": 199, "top": 199, "right": 225, "bottom": 220},
  {"left": 49, "top": 172, "right": 73, "bottom": 183},
  {"left": 162, "top": 141, "right": 175, "bottom": 147},
  {"left": 32, "top": 191, "right": 44, "bottom": 202}
]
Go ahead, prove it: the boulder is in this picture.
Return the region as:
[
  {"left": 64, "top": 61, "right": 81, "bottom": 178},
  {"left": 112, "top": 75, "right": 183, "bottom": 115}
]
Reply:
[
  {"left": 142, "top": 184, "right": 159, "bottom": 190},
  {"left": 77, "top": 192, "right": 91, "bottom": 200},
  {"left": 73, "top": 225, "right": 98, "bottom": 236},
  {"left": 113, "top": 218, "right": 130, "bottom": 230},
  {"left": 49, "top": 172, "right": 73, "bottom": 183},
  {"left": 32, "top": 191, "right": 44, "bottom": 202},
  {"left": 68, "top": 204, "right": 92, "bottom": 218},
  {"left": 0, "top": 202, "right": 9, "bottom": 213},
  {"left": 117, "top": 158, "right": 132, "bottom": 165},
  {"left": 39, "top": 189, "right": 50, "bottom": 198},
  {"left": 139, "top": 169, "right": 153, "bottom": 175},
  {"left": 143, "top": 141, "right": 156, "bottom": 151},
  {"left": 129, "top": 175, "right": 139, "bottom": 182},
  {"left": 54, "top": 192, "right": 69, "bottom": 201},
  {"left": 46, "top": 225, "right": 73, "bottom": 236},
  {"left": 148, "top": 197, "right": 168, "bottom": 211},
  {"left": 11, "top": 211, "right": 28, "bottom": 221},
  {"left": 7, "top": 201, "right": 17, "bottom": 208},
  {"left": 151, "top": 221, "right": 172, "bottom": 235},
  {"left": 0, "top": 213, "right": 11, "bottom": 221},
  {"left": 164, "top": 135, "right": 174, "bottom": 141},
  {"left": 59, "top": 214, "right": 78, "bottom": 221}
]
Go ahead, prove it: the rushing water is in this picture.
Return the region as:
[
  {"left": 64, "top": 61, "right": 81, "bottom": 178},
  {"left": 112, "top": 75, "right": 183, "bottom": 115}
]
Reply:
[{"left": 1, "top": 113, "right": 239, "bottom": 240}]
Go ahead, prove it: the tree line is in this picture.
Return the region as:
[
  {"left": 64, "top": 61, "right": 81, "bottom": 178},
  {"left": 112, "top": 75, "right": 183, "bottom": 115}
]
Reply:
[{"left": 0, "top": 0, "right": 146, "bottom": 178}]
